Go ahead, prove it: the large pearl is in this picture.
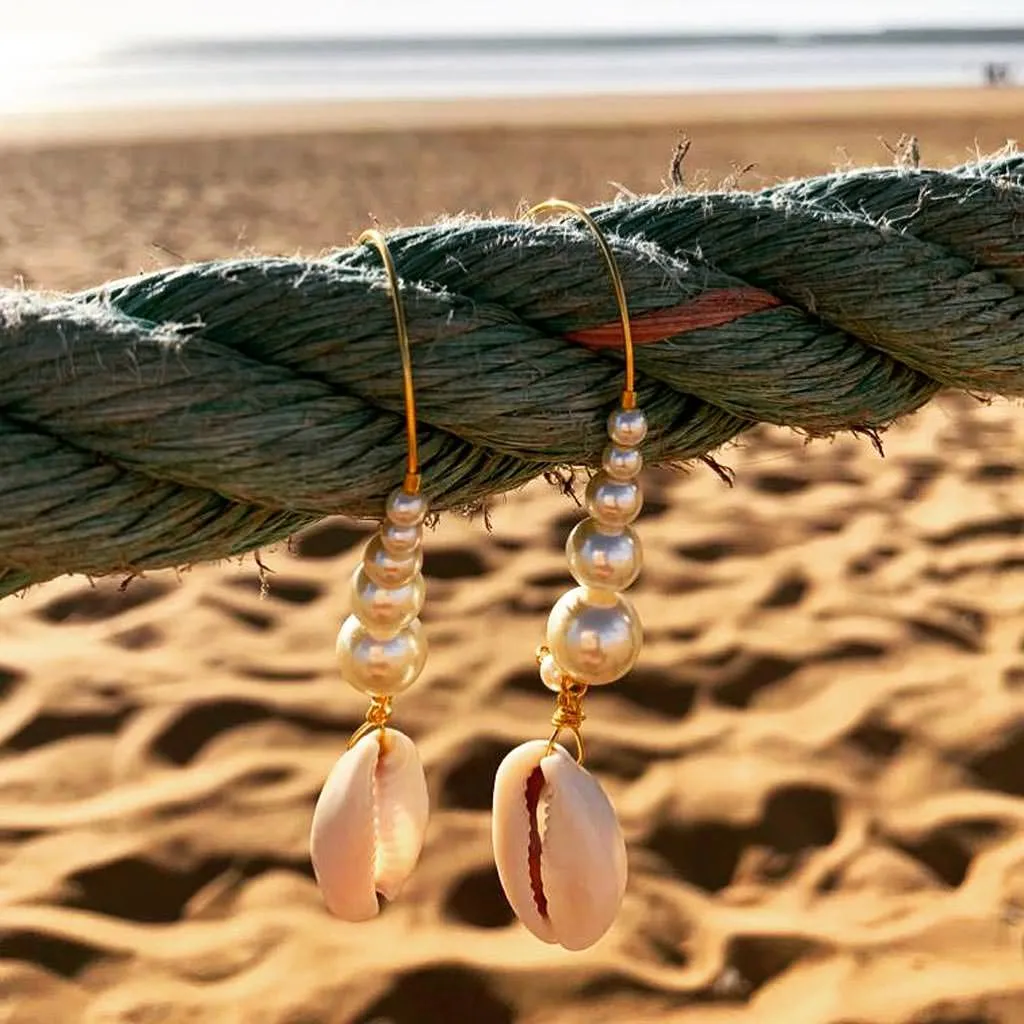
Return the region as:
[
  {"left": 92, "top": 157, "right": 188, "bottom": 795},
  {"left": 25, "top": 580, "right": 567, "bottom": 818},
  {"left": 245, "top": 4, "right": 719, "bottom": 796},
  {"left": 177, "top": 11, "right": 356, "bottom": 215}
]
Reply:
[
  {"left": 336, "top": 615, "right": 428, "bottom": 696},
  {"left": 349, "top": 565, "right": 425, "bottom": 638},
  {"left": 386, "top": 488, "right": 428, "bottom": 528},
  {"left": 362, "top": 534, "right": 423, "bottom": 588},
  {"left": 607, "top": 407, "right": 648, "bottom": 448},
  {"left": 546, "top": 587, "right": 642, "bottom": 685},
  {"left": 602, "top": 444, "right": 643, "bottom": 481},
  {"left": 585, "top": 472, "right": 643, "bottom": 529},
  {"left": 566, "top": 519, "right": 642, "bottom": 591}
]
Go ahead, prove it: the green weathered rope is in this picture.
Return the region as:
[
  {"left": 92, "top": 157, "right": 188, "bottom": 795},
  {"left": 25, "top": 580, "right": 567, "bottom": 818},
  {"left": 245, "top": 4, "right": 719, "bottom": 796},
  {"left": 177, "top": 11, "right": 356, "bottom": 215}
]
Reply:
[{"left": 2, "top": 157, "right": 1024, "bottom": 597}]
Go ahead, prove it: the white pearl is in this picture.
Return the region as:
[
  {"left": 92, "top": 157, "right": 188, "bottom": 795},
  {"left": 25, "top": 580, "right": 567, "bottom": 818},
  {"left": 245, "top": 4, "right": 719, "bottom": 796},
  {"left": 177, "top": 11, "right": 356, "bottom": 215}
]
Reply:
[
  {"left": 566, "top": 519, "right": 642, "bottom": 591},
  {"left": 601, "top": 444, "right": 643, "bottom": 481},
  {"left": 349, "top": 565, "right": 425, "bottom": 638},
  {"left": 379, "top": 520, "right": 422, "bottom": 556},
  {"left": 546, "top": 587, "right": 642, "bottom": 686},
  {"left": 362, "top": 534, "right": 423, "bottom": 588},
  {"left": 539, "top": 652, "right": 566, "bottom": 692},
  {"left": 585, "top": 472, "right": 643, "bottom": 529},
  {"left": 607, "top": 407, "right": 648, "bottom": 448},
  {"left": 336, "top": 615, "right": 428, "bottom": 697},
  {"left": 386, "top": 488, "right": 428, "bottom": 528}
]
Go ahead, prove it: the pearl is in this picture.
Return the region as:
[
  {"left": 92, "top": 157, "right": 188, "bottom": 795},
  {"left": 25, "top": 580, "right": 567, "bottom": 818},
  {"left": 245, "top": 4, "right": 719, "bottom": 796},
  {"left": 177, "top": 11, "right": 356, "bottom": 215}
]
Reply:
[
  {"left": 362, "top": 534, "right": 423, "bottom": 588},
  {"left": 336, "top": 615, "right": 428, "bottom": 697},
  {"left": 386, "top": 488, "right": 428, "bottom": 528},
  {"left": 349, "top": 565, "right": 425, "bottom": 638},
  {"left": 607, "top": 407, "right": 648, "bottom": 448},
  {"left": 379, "top": 520, "right": 423, "bottom": 557},
  {"left": 602, "top": 444, "right": 643, "bottom": 481},
  {"left": 539, "top": 652, "right": 566, "bottom": 692},
  {"left": 585, "top": 472, "right": 643, "bottom": 529},
  {"left": 566, "top": 519, "right": 642, "bottom": 591},
  {"left": 546, "top": 587, "right": 642, "bottom": 686}
]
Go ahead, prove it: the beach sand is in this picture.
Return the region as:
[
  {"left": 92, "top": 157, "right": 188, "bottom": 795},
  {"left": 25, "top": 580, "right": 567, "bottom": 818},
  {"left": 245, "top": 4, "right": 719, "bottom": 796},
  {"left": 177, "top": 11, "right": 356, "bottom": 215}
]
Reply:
[{"left": 2, "top": 87, "right": 1024, "bottom": 1023}]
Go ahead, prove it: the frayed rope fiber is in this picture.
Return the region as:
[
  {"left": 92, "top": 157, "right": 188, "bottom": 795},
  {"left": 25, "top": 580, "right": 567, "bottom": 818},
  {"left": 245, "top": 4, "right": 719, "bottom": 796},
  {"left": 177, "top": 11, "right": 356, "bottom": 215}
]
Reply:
[{"left": 3, "top": 155, "right": 1024, "bottom": 597}]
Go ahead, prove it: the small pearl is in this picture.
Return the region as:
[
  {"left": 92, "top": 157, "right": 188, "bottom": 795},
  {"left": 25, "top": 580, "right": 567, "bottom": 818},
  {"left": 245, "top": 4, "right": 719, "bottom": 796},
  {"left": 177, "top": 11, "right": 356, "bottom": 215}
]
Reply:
[
  {"left": 546, "top": 587, "right": 642, "bottom": 686},
  {"left": 607, "top": 407, "right": 648, "bottom": 448},
  {"left": 380, "top": 520, "right": 422, "bottom": 557},
  {"left": 336, "top": 615, "right": 427, "bottom": 697},
  {"left": 585, "top": 472, "right": 643, "bottom": 529},
  {"left": 539, "top": 652, "right": 566, "bottom": 692},
  {"left": 362, "top": 534, "right": 423, "bottom": 588},
  {"left": 602, "top": 444, "right": 643, "bottom": 481},
  {"left": 567, "top": 519, "right": 642, "bottom": 591},
  {"left": 349, "top": 565, "right": 425, "bottom": 638},
  {"left": 386, "top": 488, "right": 428, "bottom": 528}
]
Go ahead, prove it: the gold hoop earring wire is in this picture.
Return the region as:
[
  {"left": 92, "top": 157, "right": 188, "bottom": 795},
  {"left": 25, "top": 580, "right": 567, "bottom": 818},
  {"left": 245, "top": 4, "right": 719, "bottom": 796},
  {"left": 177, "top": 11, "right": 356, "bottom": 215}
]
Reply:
[
  {"left": 525, "top": 200, "right": 636, "bottom": 412},
  {"left": 344, "top": 229, "right": 424, "bottom": 749},
  {"left": 357, "top": 229, "right": 421, "bottom": 494},
  {"left": 524, "top": 200, "right": 641, "bottom": 764}
]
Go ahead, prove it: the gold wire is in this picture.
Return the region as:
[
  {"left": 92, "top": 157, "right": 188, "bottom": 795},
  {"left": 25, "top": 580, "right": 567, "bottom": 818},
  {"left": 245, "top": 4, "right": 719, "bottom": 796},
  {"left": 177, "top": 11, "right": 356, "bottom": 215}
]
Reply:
[
  {"left": 525, "top": 202, "right": 639, "bottom": 764},
  {"left": 344, "top": 230, "right": 419, "bottom": 753},
  {"left": 524, "top": 199, "right": 637, "bottom": 410},
  {"left": 536, "top": 645, "right": 588, "bottom": 765},
  {"left": 358, "top": 228, "right": 422, "bottom": 493},
  {"left": 346, "top": 695, "right": 394, "bottom": 750},
  {"left": 546, "top": 683, "right": 588, "bottom": 766}
]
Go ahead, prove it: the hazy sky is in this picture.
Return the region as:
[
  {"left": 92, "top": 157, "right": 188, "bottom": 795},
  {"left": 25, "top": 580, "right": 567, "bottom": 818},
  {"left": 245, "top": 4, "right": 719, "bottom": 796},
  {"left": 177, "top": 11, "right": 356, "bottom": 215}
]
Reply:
[{"left": 8, "top": 0, "right": 1024, "bottom": 40}]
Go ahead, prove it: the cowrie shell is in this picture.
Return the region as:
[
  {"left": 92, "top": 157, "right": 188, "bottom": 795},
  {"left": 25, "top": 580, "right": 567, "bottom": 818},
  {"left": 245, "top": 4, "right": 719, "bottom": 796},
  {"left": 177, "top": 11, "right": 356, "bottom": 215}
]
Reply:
[
  {"left": 310, "top": 727, "right": 428, "bottom": 921},
  {"left": 492, "top": 739, "right": 627, "bottom": 950}
]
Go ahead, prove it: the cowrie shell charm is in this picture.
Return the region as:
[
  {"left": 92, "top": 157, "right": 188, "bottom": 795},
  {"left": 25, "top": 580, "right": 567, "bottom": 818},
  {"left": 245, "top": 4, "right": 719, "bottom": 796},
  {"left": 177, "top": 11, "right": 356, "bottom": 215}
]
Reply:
[
  {"left": 310, "top": 727, "right": 428, "bottom": 921},
  {"left": 492, "top": 739, "right": 627, "bottom": 950}
]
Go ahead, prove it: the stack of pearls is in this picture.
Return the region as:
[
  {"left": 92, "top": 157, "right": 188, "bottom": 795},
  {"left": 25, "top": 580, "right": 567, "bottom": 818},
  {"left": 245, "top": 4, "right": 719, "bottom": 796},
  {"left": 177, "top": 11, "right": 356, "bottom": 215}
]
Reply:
[
  {"left": 541, "top": 405, "right": 647, "bottom": 692},
  {"left": 336, "top": 487, "right": 430, "bottom": 700}
]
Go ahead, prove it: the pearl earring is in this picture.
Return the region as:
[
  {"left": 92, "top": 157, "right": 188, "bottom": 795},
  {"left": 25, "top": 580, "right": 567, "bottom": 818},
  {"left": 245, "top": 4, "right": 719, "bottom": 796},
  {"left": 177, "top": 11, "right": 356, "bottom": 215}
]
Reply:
[
  {"left": 309, "top": 229, "right": 431, "bottom": 922},
  {"left": 492, "top": 201, "right": 644, "bottom": 951}
]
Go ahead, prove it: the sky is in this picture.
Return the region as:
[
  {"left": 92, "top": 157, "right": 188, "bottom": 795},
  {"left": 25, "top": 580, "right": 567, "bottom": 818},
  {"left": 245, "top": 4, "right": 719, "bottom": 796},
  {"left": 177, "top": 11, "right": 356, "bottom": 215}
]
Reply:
[{"left": 6, "top": 0, "right": 1024, "bottom": 42}]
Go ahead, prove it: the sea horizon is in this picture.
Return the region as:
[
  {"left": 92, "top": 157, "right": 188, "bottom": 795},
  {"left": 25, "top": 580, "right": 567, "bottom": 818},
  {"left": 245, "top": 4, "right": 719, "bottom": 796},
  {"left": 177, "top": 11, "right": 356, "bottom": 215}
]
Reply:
[{"left": 3, "top": 26, "right": 1024, "bottom": 116}]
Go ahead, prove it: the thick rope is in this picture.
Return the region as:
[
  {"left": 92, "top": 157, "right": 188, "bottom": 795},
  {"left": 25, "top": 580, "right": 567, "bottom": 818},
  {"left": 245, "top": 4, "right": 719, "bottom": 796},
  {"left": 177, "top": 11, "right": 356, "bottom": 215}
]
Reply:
[{"left": 3, "top": 157, "right": 1024, "bottom": 597}]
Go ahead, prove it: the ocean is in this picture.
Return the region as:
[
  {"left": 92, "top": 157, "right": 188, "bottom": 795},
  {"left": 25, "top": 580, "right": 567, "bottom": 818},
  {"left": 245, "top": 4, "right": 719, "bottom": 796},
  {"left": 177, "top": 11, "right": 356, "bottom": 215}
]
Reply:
[{"left": 4, "top": 30, "right": 1024, "bottom": 114}]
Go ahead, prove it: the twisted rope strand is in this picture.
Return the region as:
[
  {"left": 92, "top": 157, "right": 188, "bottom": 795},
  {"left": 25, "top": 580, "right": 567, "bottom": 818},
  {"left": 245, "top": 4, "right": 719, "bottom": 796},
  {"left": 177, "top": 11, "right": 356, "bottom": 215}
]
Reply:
[{"left": 3, "top": 158, "right": 1024, "bottom": 596}]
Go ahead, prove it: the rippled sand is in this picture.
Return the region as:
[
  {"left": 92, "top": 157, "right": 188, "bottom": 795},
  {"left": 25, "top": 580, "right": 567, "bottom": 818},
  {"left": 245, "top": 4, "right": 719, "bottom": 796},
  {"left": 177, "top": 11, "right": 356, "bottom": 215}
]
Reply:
[{"left": 2, "top": 89, "right": 1024, "bottom": 1023}]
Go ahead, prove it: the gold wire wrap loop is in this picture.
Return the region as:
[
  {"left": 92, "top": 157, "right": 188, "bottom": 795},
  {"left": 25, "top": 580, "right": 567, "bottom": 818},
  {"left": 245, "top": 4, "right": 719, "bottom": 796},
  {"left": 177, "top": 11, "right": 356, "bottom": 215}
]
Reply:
[
  {"left": 537, "top": 645, "right": 588, "bottom": 765},
  {"left": 547, "top": 683, "right": 588, "bottom": 766},
  {"left": 346, "top": 695, "right": 394, "bottom": 749},
  {"left": 524, "top": 199, "right": 637, "bottom": 410},
  {"left": 358, "top": 228, "right": 422, "bottom": 493}
]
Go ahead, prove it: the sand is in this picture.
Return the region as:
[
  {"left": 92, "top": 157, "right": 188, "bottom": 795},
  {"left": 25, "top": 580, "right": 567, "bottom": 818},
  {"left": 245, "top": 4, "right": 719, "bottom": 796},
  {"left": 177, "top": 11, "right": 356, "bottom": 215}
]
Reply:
[{"left": 2, "top": 87, "right": 1024, "bottom": 1023}]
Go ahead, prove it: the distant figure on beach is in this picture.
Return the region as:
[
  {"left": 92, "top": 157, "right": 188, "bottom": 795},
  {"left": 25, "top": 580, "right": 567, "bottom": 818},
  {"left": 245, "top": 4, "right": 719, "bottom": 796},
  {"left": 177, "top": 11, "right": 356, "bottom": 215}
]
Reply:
[{"left": 984, "top": 62, "right": 1012, "bottom": 86}]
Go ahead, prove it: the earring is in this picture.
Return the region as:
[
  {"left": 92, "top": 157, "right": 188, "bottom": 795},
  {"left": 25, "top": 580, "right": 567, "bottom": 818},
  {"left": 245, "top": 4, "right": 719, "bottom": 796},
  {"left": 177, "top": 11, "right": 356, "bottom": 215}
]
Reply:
[
  {"left": 310, "top": 229, "right": 431, "bottom": 921},
  {"left": 492, "top": 201, "right": 645, "bottom": 951}
]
